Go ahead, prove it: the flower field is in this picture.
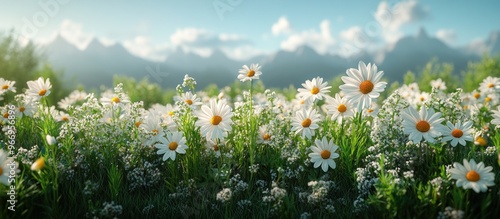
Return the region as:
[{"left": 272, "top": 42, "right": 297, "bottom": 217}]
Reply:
[{"left": 1, "top": 61, "right": 500, "bottom": 218}]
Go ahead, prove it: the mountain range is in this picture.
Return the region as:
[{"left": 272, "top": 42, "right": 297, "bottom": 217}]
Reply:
[{"left": 42, "top": 28, "right": 500, "bottom": 90}]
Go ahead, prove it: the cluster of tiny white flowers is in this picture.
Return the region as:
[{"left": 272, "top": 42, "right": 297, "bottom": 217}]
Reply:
[
  {"left": 216, "top": 188, "right": 233, "bottom": 203},
  {"left": 15, "top": 145, "right": 39, "bottom": 166},
  {"left": 226, "top": 174, "right": 249, "bottom": 194},
  {"left": 126, "top": 161, "right": 162, "bottom": 192},
  {"left": 83, "top": 180, "right": 100, "bottom": 196},
  {"left": 430, "top": 176, "right": 444, "bottom": 193},
  {"left": 237, "top": 199, "right": 252, "bottom": 209},
  {"left": 304, "top": 180, "right": 335, "bottom": 205},
  {"left": 262, "top": 182, "right": 287, "bottom": 214},
  {"left": 437, "top": 206, "right": 465, "bottom": 219},
  {"left": 484, "top": 146, "right": 496, "bottom": 156},
  {"left": 248, "top": 164, "right": 259, "bottom": 173},
  {"left": 98, "top": 201, "right": 123, "bottom": 218}
]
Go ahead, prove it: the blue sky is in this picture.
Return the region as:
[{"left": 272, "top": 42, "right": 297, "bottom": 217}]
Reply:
[{"left": 1, "top": 0, "right": 499, "bottom": 61}]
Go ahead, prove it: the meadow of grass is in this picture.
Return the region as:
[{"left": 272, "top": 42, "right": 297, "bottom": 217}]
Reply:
[{"left": 1, "top": 59, "right": 500, "bottom": 219}]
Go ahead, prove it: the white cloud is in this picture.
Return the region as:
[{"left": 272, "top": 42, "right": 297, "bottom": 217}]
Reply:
[
  {"left": 435, "top": 29, "right": 456, "bottom": 45},
  {"left": 374, "top": 0, "right": 429, "bottom": 43},
  {"left": 340, "top": 26, "right": 371, "bottom": 48},
  {"left": 280, "top": 19, "right": 335, "bottom": 54},
  {"left": 219, "top": 33, "right": 246, "bottom": 42},
  {"left": 169, "top": 27, "right": 259, "bottom": 59},
  {"left": 123, "top": 36, "right": 169, "bottom": 62},
  {"left": 338, "top": 26, "right": 377, "bottom": 56},
  {"left": 221, "top": 45, "right": 269, "bottom": 61},
  {"left": 59, "top": 20, "right": 93, "bottom": 50},
  {"left": 170, "top": 28, "right": 212, "bottom": 46},
  {"left": 272, "top": 16, "right": 292, "bottom": 35},
  {"left": 98, "top": 37, "right": 116, "bottom": 47}
]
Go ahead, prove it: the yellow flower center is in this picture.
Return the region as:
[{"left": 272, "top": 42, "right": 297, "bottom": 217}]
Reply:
[
  {"left": 213, "top": 144, "right": 219, "bottom": 151},
  {"left": 3, "top": 113, "right": 8, "bottom": 118},
  {"left": 485, "top": 97, "right": 491, "bottom": 103},
  {"left": 473, "top": 93, "right": 480, "bottom": 99},
  {"left": 185, "top": 99, "right": 193, "bottom": 105},
  {"left": 300, "top": 99, "right": 305, "bottom": 105},
  {"left": 320, "top": 150, "right": 331, "bottom": 159},
  {"left": 466, "top": 170, "right": 480, "bottom": 182},
  {"left": 31, "top": 157, "right": 45, "bottom": 171},
  {"left": 359, "top": 80, "right": 374, "bottom": 94},
  {"left": 152, "top": 129, "right": 159, "bottom": 135},
  {"left": 263, "top": 133, "right": 271, "bottom": 140},
  {"left": 135, "top": 121, "right": 142, "bottom": 128},
  {"left": 311, "top": 87, "right": 320, "bottom": 95},
  {"left": 168, "top": 142, "right": 178, "bottom": 150},
  {"left": 1, "top": 85, "right": 8, "bottom": 90},
  {"left": 337, "top": 104, "right": 347, "bottom": 113},
  {"left": 420, "top": 96, "right": 425, "bottom": 102},
  {"left": 476, "top": 136, "right": 487, "bottom": 146},
  {"left": 488, "top": 83, "right": 494, "bottom": 88},
  {"left": 19, "top": 107, "right": 25, "bottom": 112},
  {"left": 416, "top": 120, "right": 430, "bottom": 133},
  {"left": 367, "top": 109, "right": 374, "bottom": 113},
  {"left": 62, "top": 116, "right": 69, "bottom": 122},
  {"left": 451, "top": 129, "right": 463, "bottom": 138},
  {"left": 39, "top": 89, "right": 47, "bottom": 96},
  {"left": 111, "top": 97, "right": 120, "bottom": 103},
  {"left": 211, "top": 115, "right": 222, "bottom": 125},
  {"left": 302, "top": 118, "right": 312, "bottom": 128},
  {"left": 168, "top": 111, "right": 174, "bottom": 116},
  {"left": 247, "top": 70, "right": 255, "bottom": 77}
]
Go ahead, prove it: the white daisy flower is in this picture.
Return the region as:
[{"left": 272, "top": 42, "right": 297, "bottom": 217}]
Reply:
[
  {"left": 0, "top": 78, "right": 16, "bottom": 94},
  {"left": 413, "top": 92, "right": 430, "bottom": 106},
  {"left": 479, "top": 76, "right": 500, "bottom": 94},
  {"left": 430, "top": 78, "right": 447, "bottom": 91},
  {"left": 297, "top": 77, "right": 331, "bottom": 103},
  {"left": 54, "top": 111, "right": 70, "bottom": 122},
  {"left": 155, "top": 131, "right": 188, "bottom": 161},
  {"left": 471, "top": 90, "right": 483, "bottom": 103},
  {"left": 31, "top": 157, "right": 45, "bottom": 171},
  {"left": 325, "top": 93, "right": 355, "bottom": 123},
  {"left": 57, "top": 97, "right": 74, "bottom": 110},
  {"left": 26, "top": 77, "right": 52, "bottom": 100},
  {"left": 195, "top": 99, "right": 233, "bottom": 141},
  {"left": 0, "top": 149, "right": 18, "bottom": 185},
  {"left": 291, "top": 107, "right": 321, "bottom": 139},
  {"left": 291, "top": 93, "right": 313, "bottom": 110},
  {"left": 99, "top": 90, "right": 130, "bottom": 107},
  {"left": 175, "top": 91, "right": 202, "bottom": 109},
  {"left": 491, "top": 106, "right": 500, "bottom": 126},
  {"left": 402, "top": 106, "right": 446, "bottom": 143},
  {"left": 205, "top": 139, "right": 222, "bottom": 158},
  {"left": 257, "top": 125, "right": 272, "bottom": 145},
  {"left": 449, "top": 159, "right": 495, "bottom": 193},
  {"left": 474, "top": 134, "right": 488, "bottom": 147},
  {"left": 442, "top": 121, "right": 474, "bottom": 147},
  {"left": 363, "top": 102, "right": 379, "bottom": 118},
  {"left": 308, "top": 137, "right": 340, "bottom": 172},
  {"left": 58, "top": 90, "right": 88, "bottom": 109},
  {"left": 16, "top": 101, "right": 36, "bottom": 118},
  {"left": 0, "top": 107, "right": 12, "bottom": 123},
  {"left": 140, "top": 113, "right": 165, "bottom": 145},
  {"left": 237, "top": 63, "right": 262, "bottom": 82},
  {"left": 339, "top": 61, "right": 387, "bottom": 110},
  {"left": 69, "top": 90, "right": 88, "bottom": 101}
]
